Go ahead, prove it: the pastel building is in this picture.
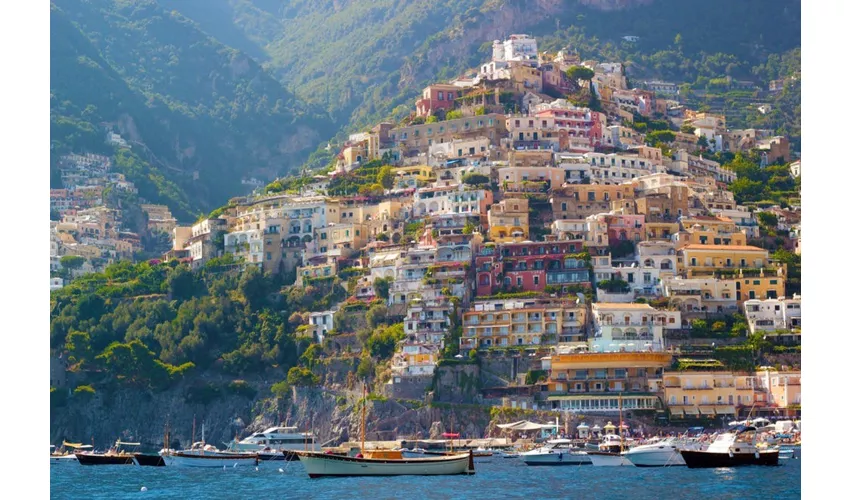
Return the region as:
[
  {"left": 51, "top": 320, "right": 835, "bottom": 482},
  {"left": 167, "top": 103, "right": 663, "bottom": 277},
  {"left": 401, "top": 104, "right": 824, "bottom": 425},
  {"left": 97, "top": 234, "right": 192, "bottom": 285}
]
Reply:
[{"left": 590, "top": 303, "right": 681, "bottom": 353}]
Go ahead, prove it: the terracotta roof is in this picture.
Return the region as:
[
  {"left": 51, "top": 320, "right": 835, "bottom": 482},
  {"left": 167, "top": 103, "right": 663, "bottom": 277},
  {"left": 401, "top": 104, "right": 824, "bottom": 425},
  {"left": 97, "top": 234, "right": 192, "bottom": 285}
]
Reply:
[{"left": 680, "top": 244, "right": 767, "bottom": 252}]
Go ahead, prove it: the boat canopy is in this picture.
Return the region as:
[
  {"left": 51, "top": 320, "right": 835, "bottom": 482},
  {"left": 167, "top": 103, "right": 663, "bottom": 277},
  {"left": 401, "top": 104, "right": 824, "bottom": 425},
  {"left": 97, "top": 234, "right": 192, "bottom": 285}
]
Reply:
[
  {"left": 441, "top": 433, "right": 460, "bottom": 438},
  {"left": 496, "top": 420, "right": 556, "bottom": 431},
  {"left": 62, "top": 441, "right": 93, "bottom": 449},
  {"left": 116, "top": 440, "right": 141, "bottom": 446}
]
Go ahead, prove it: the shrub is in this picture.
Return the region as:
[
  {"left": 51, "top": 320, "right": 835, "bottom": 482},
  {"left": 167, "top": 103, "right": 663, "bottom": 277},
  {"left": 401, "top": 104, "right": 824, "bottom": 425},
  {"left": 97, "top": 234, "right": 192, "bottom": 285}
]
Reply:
[
  {"left": 286, "top": 366, "right": 320, "bottom": 387},
  {"left": 271, "top": 380, "right": 290, "bottom": 399},
  {"left": 73, "top": 384, "right": 96, "bottom": 398},
  {"left": 226, "top": 380, "right": 258, "bottom": 399}
]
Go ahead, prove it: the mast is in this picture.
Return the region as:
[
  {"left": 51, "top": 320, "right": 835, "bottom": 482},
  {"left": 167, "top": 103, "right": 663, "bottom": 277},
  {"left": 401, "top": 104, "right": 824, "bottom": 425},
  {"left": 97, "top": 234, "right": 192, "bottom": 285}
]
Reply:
[
  {"left": 192, "top": 414, "right": 196, "bottom": 445},
  {"left": 361, "top": 381, "right": 367, "bottom": 453},
  {"left": 618, "top": 393, "right": 623, "bottom": 436}
]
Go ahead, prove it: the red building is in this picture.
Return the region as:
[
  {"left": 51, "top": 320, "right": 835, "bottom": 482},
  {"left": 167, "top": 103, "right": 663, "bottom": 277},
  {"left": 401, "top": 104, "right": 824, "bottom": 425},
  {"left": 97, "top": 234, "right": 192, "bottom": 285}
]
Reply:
[
  {"left": 474, "top": 240, "right": 591, "bottom": 297},
  {"left": 605, "top": 214, "right": 646, "bottom": 244},
  {"left": 415, "top": 84, "right": 462, "bottom": 117}
]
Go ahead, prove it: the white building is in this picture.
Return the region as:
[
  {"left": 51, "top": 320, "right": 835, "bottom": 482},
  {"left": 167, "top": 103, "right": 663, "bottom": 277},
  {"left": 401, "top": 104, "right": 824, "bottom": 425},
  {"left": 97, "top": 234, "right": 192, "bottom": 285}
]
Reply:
[
  {"left": 308, "top": 310, "right": 336, "bottom": 342},
  {"left": 744, "top": 296, "right": 801, "bottom": 334},
  {"left": 495, "top": 34, "right": 538, "bottom": 62},
  {"left": 790, "top": 160, "right": 801, "bottom": 178},
  {"left": 50, "top": 277, "right": 64, "bottom": 291},
  {"left": 391, "top": 343, "right": 439, "bottom": 377},
  {"left": 590, "top": 303, "right": 681, "bottom": 353},
  {"left": 224, "top": 228, "right": 263, "bottom": 265},
  {"left": 411, "top": 184, "right": 489, "bottom": 217},
  {"left": 584, "top": 151, "right": 666, "bottom": 184}
]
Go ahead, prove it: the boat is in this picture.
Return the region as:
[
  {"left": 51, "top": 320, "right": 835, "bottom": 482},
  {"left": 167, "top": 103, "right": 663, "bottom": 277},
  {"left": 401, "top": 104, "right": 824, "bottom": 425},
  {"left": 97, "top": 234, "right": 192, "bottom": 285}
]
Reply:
[
  {"left": 623, "top": 437, "right": 686, "bottom": 467},
  {"left": 133, "top": 452, "right": 166, "bottom": 467},
  {"left": 227, "top": 425, "right": 321, "bottom": 453},
  {"left": 51, "top": 442, "right": 90, "bottom": 464},
  {"left": 295, "top": 382, "right": 475, "bottom": 478},
  {"left": 520, "top": 439, "right": 591, "bottom": 466},
  {"left": 586, "top": 435, "right": 634, "bottom": 467},
  {"left": 75, "top": 440, "right": 138, "bottom": 465},
  {"left": 163, "top": 442, "right": 259, "bottom": 468},
  {"left": 257, "top": 448, "right": 300, "bottom": 461},
  {"left": 680, "top": 426, "right": 781, "bottom": 468}
]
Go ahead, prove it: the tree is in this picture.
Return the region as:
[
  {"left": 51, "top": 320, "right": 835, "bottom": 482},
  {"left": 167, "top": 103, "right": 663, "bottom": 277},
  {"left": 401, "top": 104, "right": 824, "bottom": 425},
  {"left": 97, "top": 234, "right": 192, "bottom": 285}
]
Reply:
[
  {"left": 711, "top": 321, "right": 727, "bottom": 335},
  {"left": 65, "top": 330, "right": 92, "bottom": 366},
  {"left": 238, "top": 266, "right": 268, "bottom": 310},
  {"left": 690, "top": 319, "right": 710, "bottom": 336},
  {"left": 461, "top": 172, "right": 490, "bottom": 186},
  {"left": 365, "top": 323, "right": 405, "bottom": 360},
  {"left": 377, "top": 165, "right": 394, "bottom": 190},
  {"left": 566, "top": 66, "right": 595, "bottom": 82},
  {"left": 60, "top": 255, "right": 85, "bottom": 276},
  {"left": 167, "top": 265, "right": 198, "bottom": 301},
  {"left": 680, "top": 125, "right": 695, "bottom": 135},
  {"left": 729, "top": 178, "right": 766, "bottom": 203},
  {"left": 445, "top": 109, "right": 463, "bottom": 120},
  {"left": 286, "top": 366, "right": 319, "bottom": 387},
  {"left": 425, "top": 115, "right": 438, "bottom": 124},
  {"left": 366, "top": 304, "right": 388, "bottom": 329},
  {"left": 356, "top": 354, "right": 374, "bottom": 379},
  {"left": 373, "top": 277, "right": 392, "bottom": 300},
  {"left": 757, "top": 211, "right": 778, "bottom": 228},
  {"left": 462, "top": 221, "right": 475, "bottom": 235},
  {"left": 646, "top": 130, "right": 676, "bottom": 144}
]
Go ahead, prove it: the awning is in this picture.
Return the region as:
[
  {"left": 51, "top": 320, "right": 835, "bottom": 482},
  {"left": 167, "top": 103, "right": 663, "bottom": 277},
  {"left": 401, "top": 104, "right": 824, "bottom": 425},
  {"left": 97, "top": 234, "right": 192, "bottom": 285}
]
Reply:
[
  {"left": 496, "top": 420, "right": 554, "bottom": 431},
  {"left": 684, "top": 406, "right": 699, "bottom": 415},
  {"left": 698, "top": 406, "right": 716, "bottom": 416},
  {"left": 716, "top": 406, "right": 736, "bottom": 415},
  {"left": 669, "top": 407, "right": 685, "bottom": 417}
]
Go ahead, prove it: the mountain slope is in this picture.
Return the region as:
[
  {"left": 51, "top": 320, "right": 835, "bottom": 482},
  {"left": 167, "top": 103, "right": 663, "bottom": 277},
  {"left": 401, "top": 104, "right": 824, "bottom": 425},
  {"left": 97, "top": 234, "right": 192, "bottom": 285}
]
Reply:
[
  {"left": 51, "top": 0, "right": 336, "bottom": 217},
  {"left": 157, "top": 0, "right": 801, "bottom": 136}
]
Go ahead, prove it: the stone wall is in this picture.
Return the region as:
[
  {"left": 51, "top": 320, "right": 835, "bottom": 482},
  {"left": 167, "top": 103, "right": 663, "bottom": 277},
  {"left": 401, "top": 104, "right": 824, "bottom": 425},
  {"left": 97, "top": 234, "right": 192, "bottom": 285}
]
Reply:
[{"left": 383, "top": 375, "right": 431, "bottom": 400}]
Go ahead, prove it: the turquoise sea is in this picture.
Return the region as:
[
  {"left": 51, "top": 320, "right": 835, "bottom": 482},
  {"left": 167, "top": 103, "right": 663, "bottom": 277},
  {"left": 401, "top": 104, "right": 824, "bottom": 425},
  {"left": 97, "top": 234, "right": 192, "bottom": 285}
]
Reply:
[{"left": 51, "top": 454, "right": 801, "bottom": 499}]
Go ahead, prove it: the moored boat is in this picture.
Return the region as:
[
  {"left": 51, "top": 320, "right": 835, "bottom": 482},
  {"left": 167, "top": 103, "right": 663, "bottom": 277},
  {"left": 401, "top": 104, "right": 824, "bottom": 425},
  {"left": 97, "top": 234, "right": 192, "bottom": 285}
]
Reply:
[
  {"left": 162, "top": 442, "right": 259, "bottom": 468},
  {"left": 133, "top": 453, "right": 166, "bottom": 467},
  {"left": 257, "top": 449, "right": 300, "bottom": 461},
  {"left": 227, "top": 426, "right": 320, "bottom": 453},
  {"left": 623, "top": 438, "right": 687, "bottom": 467},
  {"left": 585, "top": 434, "right": 634, "bottom": 467},
  {"left": 680, "top": 426, "right": 780, "bottom": 468},
  {"left": 520, "top": 439, "right": 591, "bottom": 466},
  {"left": 75, "top": 440, "right": 139, "bottom": 466},
  {"left": 51, "top": 442, "right": 91, "bottom": 464},
  {"left": 296, "top": 449, "right": 475, "bottom": 478}
]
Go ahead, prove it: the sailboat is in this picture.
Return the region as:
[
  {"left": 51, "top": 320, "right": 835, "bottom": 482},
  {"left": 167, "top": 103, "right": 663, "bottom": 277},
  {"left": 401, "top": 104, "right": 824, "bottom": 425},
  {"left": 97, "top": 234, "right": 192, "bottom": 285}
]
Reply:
[
  {"left": 163, "top": 420, "right": 258, "bottom": 468},
  {"left": 75, "top": 439, "right": 138, "bottom": 465},
  {"left": 295, "top": 382, "right": 475, "bottom": 477}
]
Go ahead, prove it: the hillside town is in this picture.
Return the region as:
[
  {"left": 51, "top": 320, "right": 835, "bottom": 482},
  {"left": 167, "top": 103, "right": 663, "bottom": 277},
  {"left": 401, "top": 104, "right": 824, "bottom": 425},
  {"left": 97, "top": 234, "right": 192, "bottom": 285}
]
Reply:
[{"left": 145, "top": 35, "right": 801, "bottom": 425}]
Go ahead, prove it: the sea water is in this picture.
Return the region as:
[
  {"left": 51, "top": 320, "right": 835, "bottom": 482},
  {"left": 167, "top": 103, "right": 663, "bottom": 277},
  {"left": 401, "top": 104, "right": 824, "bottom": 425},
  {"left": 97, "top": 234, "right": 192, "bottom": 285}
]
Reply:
[{"left": 50, "top": 453, "right": 801, "bottom": 499}]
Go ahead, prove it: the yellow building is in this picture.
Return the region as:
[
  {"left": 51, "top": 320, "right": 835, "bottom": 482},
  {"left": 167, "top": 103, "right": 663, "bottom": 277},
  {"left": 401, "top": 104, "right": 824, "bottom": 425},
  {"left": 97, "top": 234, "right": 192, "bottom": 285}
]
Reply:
[
  {"left": 675, "top": 228, "right": 747, "bottom": 249},
  {"left": 678, "top": 244, "right": 770, "bottom": 273},
  {"left": 393, "top": 165, "right": 435, "bottom": 189},
  {"left": 547, "top": 351, "right": 672, "bottom": 413},
  {"left": 755, "top": 368, "right": 801, "bottom": 417},
  {"left": 461, "top": 299, "right": 586, "bottom": 350},
  {"left": 644, "top": 222, "right": 679, "bottom": 241},
  {"left": 680, "top": 215, "right": 737, "bottom": 233},
  {"left": 488, "top": 198, "right": 530, "bottom": 243},
  {"left": 663, "top": 371, "right": 755, "bottom": 419}
]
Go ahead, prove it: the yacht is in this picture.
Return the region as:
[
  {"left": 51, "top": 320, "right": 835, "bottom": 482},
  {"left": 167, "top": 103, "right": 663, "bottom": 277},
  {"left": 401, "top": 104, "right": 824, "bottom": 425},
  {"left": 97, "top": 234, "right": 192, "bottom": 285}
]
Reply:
[
  {"left": 586, "top": 434, "right": 634, "bottom": 467},
  {"left": 680, "top": 426, "right": 780, "bottom": 468},
  {"left": 227, "top": 426, "right": 321, "bottom": 453},
  {"left": 623, "top": 437, "right": 686, "bottom": 467},
  {"left": 520, "top": 439, "right": 592, "bottom": 466}
]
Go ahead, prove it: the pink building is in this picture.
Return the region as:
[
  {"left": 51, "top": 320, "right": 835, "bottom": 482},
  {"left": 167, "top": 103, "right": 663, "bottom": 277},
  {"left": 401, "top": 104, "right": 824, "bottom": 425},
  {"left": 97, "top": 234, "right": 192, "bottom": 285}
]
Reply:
[
  {"left": 605, "top": 214, "right": 646, "bottom": 244},
  {"left": 415, "top": 84, "right": 462, "bottom": 117}
]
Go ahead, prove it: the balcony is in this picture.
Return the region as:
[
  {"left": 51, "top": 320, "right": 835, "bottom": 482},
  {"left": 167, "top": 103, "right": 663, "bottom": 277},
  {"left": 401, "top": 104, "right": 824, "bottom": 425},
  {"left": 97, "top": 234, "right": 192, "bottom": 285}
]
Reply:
[{"left": 682, "top": 385, "right": 713, "bottom": 390}]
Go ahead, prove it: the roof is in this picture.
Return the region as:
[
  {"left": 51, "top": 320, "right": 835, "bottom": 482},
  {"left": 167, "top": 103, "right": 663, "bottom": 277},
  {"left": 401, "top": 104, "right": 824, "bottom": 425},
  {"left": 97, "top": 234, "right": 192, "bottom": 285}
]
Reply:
[
  {"left": 680, "top": 244, "right": 767, "bottom": 252},
  {"left": 592, "top": 303, "right": 654, "bottom": 310}
]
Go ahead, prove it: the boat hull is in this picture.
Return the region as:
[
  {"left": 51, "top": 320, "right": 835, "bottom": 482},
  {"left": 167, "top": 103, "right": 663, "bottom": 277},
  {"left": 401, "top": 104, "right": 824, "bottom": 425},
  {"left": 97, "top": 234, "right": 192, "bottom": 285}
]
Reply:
[
  {"left": 522, "top": 451, "right": 591, "bottom": 466},
  {"left": 625, "top": 449, "right": 686, "bottom": 467},
  {"left": 50, "top": 455, "right": 78, "bottom": 464},
  {"left": 258, "top": 450, "right": 300, "bottom": 461},
  {"left": 680, "top": 449, "right": 780, "bottom": 468},
  {"left": 587, "top": 452, "right": 634, "bottom": 467},
  {"left": 164, "top": 453, "right": 259, "bottom": 468},
  {"left": 75, "top": 453, "right": 134, "bottom": 466},
  {"left": 296, "top": 451, "right": 475, "bottom": 477},
  {"left": 133, "top": 454, "right": 166, "bottom": 467}
]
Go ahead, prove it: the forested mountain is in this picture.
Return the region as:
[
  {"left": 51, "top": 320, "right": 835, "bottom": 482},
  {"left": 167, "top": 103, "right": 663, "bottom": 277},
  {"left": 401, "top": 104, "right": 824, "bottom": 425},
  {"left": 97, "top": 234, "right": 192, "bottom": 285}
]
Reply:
[
  {"left": 50, "top": 0, "right": 334, "bottom": 218},
  {"left": 158, "top": 0, "right": 800, "bottom": 137},
  {"left": 52, "top": 0, "right": 800, "bottom": 215}
]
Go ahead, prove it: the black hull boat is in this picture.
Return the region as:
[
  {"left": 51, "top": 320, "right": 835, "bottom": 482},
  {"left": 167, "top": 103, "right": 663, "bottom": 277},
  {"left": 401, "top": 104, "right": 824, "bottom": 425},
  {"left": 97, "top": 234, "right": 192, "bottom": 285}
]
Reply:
[
  {"left": 75, "top": 453, "right": 135, "bottom": 465},
  {"left": 258, "top": 450, "right": 300, "bottom": 461},
  {"left": 680, "top": 425, "right": 781, "bottom": 468},
  {"left": 680, "top": 449, "right": 780, "bottom": 468},
  {"left": 133, "top": 453, "right": 166, "bottom": 467}
]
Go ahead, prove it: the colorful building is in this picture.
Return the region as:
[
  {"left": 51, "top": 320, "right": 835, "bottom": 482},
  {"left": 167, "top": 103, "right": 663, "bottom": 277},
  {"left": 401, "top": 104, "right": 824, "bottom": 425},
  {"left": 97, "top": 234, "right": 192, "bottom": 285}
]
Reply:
[
  {"left": 487, "top": 198, "right": 530, "bottom": 242},
  {"left": 474, "top": 241, "right": 589, "bottom": 297},
  {"left": 461, "top": 298, "right": 586, "bottom": 350}
]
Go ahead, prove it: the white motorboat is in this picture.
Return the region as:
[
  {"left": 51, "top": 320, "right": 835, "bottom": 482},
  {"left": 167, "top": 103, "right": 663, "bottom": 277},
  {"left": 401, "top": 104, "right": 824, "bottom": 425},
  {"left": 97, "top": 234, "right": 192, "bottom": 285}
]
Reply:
[
  {"left": 163, "top": 442, "right": 259, "bottom": 468},
  {"left": 586, "top": 434, "right": 634, "bottom": 467},
  {"left": 680, "top": 426, "right": 780, "bottom": 468},
  {"left": 227, "top": 426, "right": 321, "bottom": 452},
  {"left": 296, "top": 449, "right": 475, "bottom": 477},
  {"left": 520, "top": 439, "right": 592, "bottom": 466},
  {"left": 623, "top": 438, "right": 686, "bottom": 467}
]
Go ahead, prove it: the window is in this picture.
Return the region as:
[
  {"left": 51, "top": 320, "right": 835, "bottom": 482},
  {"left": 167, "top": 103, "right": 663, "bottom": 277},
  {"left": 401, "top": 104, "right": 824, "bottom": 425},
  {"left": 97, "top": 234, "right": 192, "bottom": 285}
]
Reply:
[
  {"left": 438, "top": 91, "right": 444, "bottom": 100},
  {"left": 447, "top": 92, "right": 454, "bottom": 100},
  {"left": 533, "top": 276, "right": 539, "bottom": 285},
  {"left": 517, "top": 277, "right": 523, "bottom": 286},
  {"left": 561, "top": 202, "right": 567, "bottom": 211}
]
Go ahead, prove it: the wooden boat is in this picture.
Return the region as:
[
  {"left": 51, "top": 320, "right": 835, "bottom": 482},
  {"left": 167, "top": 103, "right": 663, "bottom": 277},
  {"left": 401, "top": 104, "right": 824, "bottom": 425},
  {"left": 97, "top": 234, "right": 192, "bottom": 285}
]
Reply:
[
  {"left": 163, "top": 442, "right": 259, "bottom": 468},
  {"left": 297, "top": 382, "right": 474, "bottom": 478},
  {"left": 51, "top": 442, "right": 91, "bottom": 464},
  {"left": 680, "top": 426, "right": 780, "bottom": 468},
  {"left": 75, "top": 440, "right": 139, "bottom": 466},
  {"left": 133, "top": 453, "right": 166, "bottom": 467}
]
